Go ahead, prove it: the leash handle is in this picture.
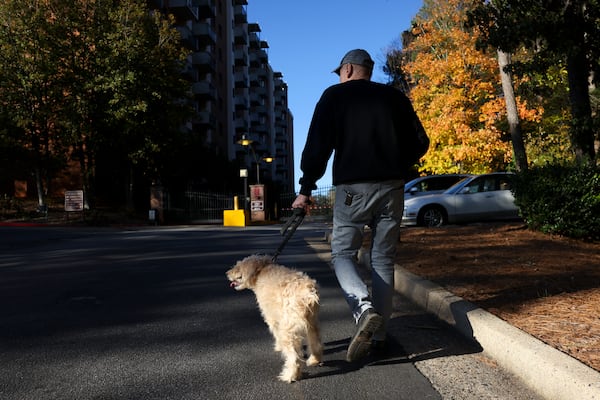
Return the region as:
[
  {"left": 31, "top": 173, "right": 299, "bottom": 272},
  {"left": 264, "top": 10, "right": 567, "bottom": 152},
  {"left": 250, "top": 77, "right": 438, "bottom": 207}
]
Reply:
[
  {"left": 280, "top": 207, "right": 306, "bottom": 234},
  {"left": 272, "top": 208, "right": 306, "bottom": 262}
]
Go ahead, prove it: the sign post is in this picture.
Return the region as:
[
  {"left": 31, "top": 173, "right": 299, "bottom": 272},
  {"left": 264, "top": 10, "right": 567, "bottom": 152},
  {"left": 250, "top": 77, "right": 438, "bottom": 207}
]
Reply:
[
  {"left": 249, "top": 184, "right": 265, "bottom": 222},
  {"left": 64, "top": 190, "right": 84, "bottom": 222}
]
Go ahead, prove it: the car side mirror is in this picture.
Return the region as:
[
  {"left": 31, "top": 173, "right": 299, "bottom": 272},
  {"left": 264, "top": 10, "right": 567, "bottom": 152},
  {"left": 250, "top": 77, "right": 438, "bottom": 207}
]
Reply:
[
  {"left": 460, "top": 187, "right": 471, "bottom": 194},
  {"left": 409, "top": 187, "right": 418, "bottom": 195}
]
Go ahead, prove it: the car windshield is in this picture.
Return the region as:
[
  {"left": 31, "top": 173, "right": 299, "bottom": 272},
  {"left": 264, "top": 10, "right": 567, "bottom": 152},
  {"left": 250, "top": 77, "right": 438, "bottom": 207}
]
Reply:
[{"left": 405, "top": 175, "right": 470, "bottom": 194}]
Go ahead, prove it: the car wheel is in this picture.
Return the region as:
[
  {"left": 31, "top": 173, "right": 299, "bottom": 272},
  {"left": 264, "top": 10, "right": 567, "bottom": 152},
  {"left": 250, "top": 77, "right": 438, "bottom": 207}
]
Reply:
[{"left": 418, "top": 206, "right": 446, "bottom": 227}]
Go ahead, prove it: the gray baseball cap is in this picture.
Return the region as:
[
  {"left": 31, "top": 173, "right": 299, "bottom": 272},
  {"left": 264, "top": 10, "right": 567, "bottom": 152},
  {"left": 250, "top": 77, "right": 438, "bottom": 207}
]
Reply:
[{"left": 333, "top": 49, "right": 374, "bottom": 74}]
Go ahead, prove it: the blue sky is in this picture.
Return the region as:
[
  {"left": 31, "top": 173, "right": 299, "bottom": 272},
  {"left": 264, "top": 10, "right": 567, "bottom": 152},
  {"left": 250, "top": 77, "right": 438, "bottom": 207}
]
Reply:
[{"left": 246, "top": 1, "right": 424, "bottom": 190}]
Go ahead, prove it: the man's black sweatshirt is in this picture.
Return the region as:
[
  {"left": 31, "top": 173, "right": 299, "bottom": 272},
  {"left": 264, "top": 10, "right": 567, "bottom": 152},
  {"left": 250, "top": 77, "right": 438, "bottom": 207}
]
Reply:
[{"left": 298, "top": 79, "right": 429, "bottom": 196}]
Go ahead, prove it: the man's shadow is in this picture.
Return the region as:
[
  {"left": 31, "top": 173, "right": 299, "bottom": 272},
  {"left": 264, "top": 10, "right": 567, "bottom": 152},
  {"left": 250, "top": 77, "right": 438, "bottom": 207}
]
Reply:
[{"left": 303, "top": 311, "right": 483, "bottom": 379}]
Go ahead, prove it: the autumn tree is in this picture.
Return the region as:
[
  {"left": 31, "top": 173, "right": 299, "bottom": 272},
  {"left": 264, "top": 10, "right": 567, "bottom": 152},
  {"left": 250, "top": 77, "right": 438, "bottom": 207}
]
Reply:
[
  {"left": 469, "top": 0, "right": 599, "bottom": 162},
  {"left": 384, "top": 0, "right": 545, "bottom": 174},
  {"left": 395, "top": 0, "right": 517, "bottom": 173},
  {"left": 0, "top": 1, "right": 73, "bottom": 206}
]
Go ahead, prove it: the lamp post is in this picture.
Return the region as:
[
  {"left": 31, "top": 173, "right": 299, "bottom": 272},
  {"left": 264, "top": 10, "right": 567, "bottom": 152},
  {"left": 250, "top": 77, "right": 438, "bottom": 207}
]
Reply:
[
  {"left": 237, "top": 134, "right": 275, "bottom": 221},
  {"left": 237, "top": 134, "right": 275, "bottom": 183},
  {"left": 239, "top": 168, "right": 248, "bottom": 212}
]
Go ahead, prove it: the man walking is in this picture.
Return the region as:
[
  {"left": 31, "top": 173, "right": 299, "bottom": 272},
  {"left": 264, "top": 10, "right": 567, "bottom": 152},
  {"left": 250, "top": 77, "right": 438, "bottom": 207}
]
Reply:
[{"left": 292, "top": 49, "right": 429, "bottom": 362}]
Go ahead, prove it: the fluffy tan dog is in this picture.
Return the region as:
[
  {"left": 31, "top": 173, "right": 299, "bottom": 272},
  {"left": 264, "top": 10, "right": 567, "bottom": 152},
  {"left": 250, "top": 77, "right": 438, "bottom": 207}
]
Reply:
[{"left": 226, "top": 254, "right": 323, "bottom": 382}]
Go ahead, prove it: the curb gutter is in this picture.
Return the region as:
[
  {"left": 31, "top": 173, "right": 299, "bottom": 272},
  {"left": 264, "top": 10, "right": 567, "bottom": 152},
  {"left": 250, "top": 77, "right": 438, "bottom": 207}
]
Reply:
[{"left": 395, "top": 267, "right": 600, "bottom": 400}]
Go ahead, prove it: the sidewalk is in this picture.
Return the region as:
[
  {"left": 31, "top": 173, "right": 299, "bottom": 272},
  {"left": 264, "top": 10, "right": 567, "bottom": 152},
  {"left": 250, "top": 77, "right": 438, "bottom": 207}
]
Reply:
[
  {"left": 394, "top": 267, "right": 600, "bottom": 400},
  {"left": 321, "top": 228, "right": 600, "bottom": 400}
]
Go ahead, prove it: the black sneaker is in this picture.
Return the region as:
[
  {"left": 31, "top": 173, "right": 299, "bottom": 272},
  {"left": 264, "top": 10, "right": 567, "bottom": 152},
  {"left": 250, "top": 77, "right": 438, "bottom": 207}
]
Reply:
[{"left": 346, "top": 309, "right": 383, "bottom": 362}]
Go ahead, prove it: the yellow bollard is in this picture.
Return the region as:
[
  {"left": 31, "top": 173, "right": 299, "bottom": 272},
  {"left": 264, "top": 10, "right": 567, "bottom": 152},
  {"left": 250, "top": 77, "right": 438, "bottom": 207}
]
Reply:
[{"left": 224, "top": 195, "right": 245, "bottom": 226}]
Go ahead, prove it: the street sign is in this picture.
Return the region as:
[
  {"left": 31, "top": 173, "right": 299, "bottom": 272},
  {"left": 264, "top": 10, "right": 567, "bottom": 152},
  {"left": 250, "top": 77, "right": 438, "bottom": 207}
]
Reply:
[
  {"left": 251, "top": 200, "right": 264, "bottom": 211},
  {"left": 65, "top": 190, "right": 84, "bottom": 212}
]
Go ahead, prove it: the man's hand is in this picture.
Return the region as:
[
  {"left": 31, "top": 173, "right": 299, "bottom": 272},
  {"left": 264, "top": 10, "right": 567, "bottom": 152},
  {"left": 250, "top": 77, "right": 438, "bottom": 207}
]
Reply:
[{"left": 292, "top": 194, "right": 310, "bottom": 211}]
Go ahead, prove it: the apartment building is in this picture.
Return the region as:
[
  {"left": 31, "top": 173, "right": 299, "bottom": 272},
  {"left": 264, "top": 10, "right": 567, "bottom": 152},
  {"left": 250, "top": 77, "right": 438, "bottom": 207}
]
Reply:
[{"left": 148, "top": 0, "right": 295, "bottom": 194}]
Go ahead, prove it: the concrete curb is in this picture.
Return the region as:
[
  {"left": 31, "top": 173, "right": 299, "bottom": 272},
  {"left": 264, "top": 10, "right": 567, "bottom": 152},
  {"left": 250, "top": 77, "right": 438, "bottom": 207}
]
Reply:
[{"left": 395, "top": 266, "right": 600, "bottom": 400}]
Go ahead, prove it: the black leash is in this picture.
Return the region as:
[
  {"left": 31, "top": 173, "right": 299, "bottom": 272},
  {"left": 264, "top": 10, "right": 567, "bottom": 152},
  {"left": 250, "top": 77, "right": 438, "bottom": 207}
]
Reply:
[{"left": 271, "top": 207, "right": 306, "bottom": 262}]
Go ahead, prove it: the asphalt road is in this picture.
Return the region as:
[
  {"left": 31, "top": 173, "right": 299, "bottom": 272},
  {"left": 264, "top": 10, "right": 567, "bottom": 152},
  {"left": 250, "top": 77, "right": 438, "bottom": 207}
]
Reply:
[{"left": 0, "top": 223, "right": 541, "bottom": 400}]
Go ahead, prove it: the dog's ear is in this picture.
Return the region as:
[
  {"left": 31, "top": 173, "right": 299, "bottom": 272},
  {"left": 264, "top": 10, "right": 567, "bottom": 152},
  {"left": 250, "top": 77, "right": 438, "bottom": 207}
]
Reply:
[{"left": 238, "top": 255, "right": 270, "bottom": 286}]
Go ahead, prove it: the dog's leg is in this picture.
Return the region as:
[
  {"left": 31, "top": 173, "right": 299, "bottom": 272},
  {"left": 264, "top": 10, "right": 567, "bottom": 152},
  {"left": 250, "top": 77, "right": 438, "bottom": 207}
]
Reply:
[
  {"left": 272, "top": 330, "right": 283, "bottom": 352},
  {"left": 305, "top": 310, "right": 323, "bottom": 367},
  {"left": 263, "top": 317, "right": 283, "bottom": 351},
  {"left": 278, "top": 334, "right": 302, "bottom": 383}
]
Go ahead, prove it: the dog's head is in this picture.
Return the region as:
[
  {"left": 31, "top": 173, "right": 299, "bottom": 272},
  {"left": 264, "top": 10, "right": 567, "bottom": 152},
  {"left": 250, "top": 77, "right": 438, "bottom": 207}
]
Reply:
[{"left": 226, "top": 254, "right": 271, "bottom": 291}]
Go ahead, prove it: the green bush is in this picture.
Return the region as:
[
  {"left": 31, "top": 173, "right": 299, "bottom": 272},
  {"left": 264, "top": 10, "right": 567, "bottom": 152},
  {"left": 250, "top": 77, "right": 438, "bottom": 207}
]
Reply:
[{"left": 513, "top": 162, "right": 600, "bottom": 240}]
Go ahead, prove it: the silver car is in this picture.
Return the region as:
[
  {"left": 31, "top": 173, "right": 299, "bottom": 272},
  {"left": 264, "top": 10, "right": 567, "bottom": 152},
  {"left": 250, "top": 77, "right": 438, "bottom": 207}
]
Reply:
[{"left": 402, "top": 172, "right": 520, "bottom": 227}]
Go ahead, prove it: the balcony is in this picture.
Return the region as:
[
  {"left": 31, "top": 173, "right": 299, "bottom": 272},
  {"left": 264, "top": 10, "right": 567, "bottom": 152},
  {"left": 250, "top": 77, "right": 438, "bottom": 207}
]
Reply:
[
  {"left": 252, "top": 86, "right": 267, "bottom": 96},
  {"left": 252, "top": 123, "right": 268, "bottom": 134},
  {"left": 191, "top": 51, "right": 215, "bottom": 73},
  {"left": 160, "top": 0, "right": 198, "bottom": 20},
  {"left": 196, "top": 0, "right": 215, "bottom": 17},
  {"left": 234, "top": 5, "right": 247, "bottom": 24},
  {"left": 234, "top": 26, "right": 248, "bottom": 45},
  {"left": 234, "top": 96, "right": 249, "bottom": 110},
  {"left": 253, "top": 105, "right": 267, "bottom": 114},
  {"left": 249, "top": 92, "right": 261, "bottom": 106},
  {"left": 192, "top": 21, "right": 216, "bottom": 45},
  {"left": 249, "top": 32, "right": 260, "bottom": 49},
  {"left": 249, "top": 67, "right": 267, "bottom": 81},
  {"left": 248, "top": 52, "right": 261, "bottom": 67},
  {"left": 191, "top": 81, "right": 216, "bottom": 99},
  {"left": 175, "top": 25, "right": 193, "bottom": 48},
  {"left": 274, "top": 93, "right": 285, "bottom": 106},
  {"left": 234, "top": 71, "right": 249, "bottom": 88},
  {"left": 234, "top": 48, "right": 248, "bottom": 66},
  {"left": 234, "top": 117, "right": 248, "bottom": 133},
  {"left": 180, "top": 61, "right": 196, "bottom": 80},
  {"left": 275, "top": 141, "right": 287, "bottom": 152},
  {"left": 258, "top": 48, "right": 268, "bottom": 62},
  {"left": 193, "top": 110, "right": 216, "bottom": 127},
  {"left": 249, "top": 113, "right": 260, "bottom": 124}
]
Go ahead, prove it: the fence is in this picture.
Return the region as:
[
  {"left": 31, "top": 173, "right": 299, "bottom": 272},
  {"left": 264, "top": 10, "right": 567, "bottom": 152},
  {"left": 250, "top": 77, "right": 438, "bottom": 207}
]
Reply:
[
  {"left": 162, "top": 185, "right": 335, "bottom": 224},
  {"left": 163, "top": 191, "right": 235, "bottom": 224},
  {"left": 278, "top": 185, "right": 335, "bottom": 220}
]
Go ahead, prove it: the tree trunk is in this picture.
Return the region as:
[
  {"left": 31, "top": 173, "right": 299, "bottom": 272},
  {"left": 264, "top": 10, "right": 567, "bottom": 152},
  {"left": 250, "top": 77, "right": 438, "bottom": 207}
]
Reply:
[
  {"left": 34, "top": 167, "right": 44, "bottom": 207},
  {"left": 77, "top": 141, "right": 93, "bottom": 210},
  {"left": 566, "top": 50, "right": 596, "bottom": 161},
  {"left": 564, "top": 1, "right": 596, "bottom": 162},
  {"left": 497, "top": 49, "right": 528, "bottom": 171}
]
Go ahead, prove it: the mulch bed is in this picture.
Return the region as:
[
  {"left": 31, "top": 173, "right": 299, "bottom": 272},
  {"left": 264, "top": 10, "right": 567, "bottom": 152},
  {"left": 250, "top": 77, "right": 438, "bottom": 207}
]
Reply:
[{"left": 392, "top": 222, "right": 600, "bottom": 371}]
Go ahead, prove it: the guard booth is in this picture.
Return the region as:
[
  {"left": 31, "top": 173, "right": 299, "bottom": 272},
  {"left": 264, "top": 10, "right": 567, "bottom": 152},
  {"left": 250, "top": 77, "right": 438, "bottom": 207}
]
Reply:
[{"left": 250, "top": 184, "right": 265, "bottom": 222}]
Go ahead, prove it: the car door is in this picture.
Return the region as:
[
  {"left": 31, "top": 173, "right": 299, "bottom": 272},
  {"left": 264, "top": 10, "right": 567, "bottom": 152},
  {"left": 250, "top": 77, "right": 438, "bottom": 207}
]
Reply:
[
  {"left": 450, "top": 176, "right": 500, "bottom": 222},
  {"left": 491, "top": 175, "right": 519, "bottom": 218}
]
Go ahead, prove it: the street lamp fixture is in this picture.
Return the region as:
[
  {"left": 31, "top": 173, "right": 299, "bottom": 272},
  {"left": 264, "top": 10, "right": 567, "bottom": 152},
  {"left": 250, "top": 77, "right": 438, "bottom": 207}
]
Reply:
[
  {"left": 237, "top": 134, "right": 274, "bottom": 184},
  {"left": 237, "top": 134, "right": 254, "bottom": 147}
]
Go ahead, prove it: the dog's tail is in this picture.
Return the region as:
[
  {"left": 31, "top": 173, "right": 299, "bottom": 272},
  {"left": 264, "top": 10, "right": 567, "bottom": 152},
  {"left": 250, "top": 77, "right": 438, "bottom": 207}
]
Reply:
[
  {"left": 303, "top": 281, "right": 320, "bottom": 312},
  {"left": 302, "top": 282, "right": 320, "bottom": 333}
]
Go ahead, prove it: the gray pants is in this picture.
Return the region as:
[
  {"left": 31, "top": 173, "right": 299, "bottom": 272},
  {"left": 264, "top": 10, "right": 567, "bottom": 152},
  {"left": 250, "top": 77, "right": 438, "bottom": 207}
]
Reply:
[{"left": 330, "top": 180, "right": 404, "bottom": 341}]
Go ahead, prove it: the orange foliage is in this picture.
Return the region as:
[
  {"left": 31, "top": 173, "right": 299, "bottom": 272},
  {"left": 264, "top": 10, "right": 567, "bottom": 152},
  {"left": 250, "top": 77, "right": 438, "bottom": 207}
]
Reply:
[{"left": 405, "top": 0, "right": 542, "bottom": 174}]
